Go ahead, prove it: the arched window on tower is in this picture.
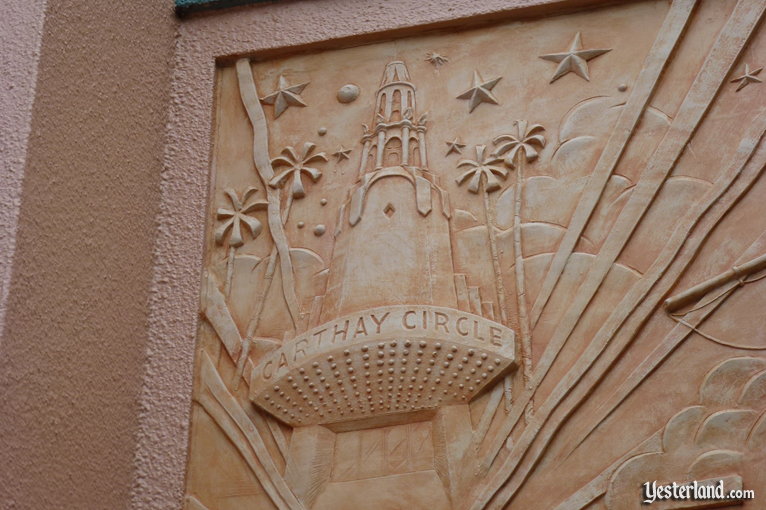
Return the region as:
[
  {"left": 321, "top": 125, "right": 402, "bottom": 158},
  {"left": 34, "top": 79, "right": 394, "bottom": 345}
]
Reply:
[
  {"left": 377, "top": 92, "right": 387, "bottom": 118},
  {"left": 384, "top": 136, "right": 402, "bottom": 166},
  {"left": 409, "top": 139, "right": 420, "bottom": 167},
  {"left": 390, "top": 89, "right": 402, "bottom": 122}
]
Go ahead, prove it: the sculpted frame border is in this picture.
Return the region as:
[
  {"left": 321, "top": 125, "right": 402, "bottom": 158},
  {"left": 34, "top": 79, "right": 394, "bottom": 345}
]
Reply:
[{"left": 130, "top": 1, "right": 642, "bottom": 508}]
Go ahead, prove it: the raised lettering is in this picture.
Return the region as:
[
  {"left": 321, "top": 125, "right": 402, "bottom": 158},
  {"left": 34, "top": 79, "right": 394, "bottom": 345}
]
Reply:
[
  {"left": 403, "top": 310, "right": 417, "bottom": 330},
  {"left": 353, "top": 317, "right": 368, "bottom": 338},
  {"left": 434, "top": 311, "right": 449, "bottom": 333},
  {"left": 262, "top": 360, "right": 274, "bottom": 380},
  {"left": 473, "top": 320, "right": 485, "bottom": 341},
  {"left": 456, "top": 316, "right": 469, "bottom": 336},
  {"left": 293, "top": 338, "right": 308, "bottom": 361},
  {"left": 312, "top": 328, "right": 328, "bottom": 346},
  {"left": 333, "top": 320, "right": 349, "bottom": 343},
  {"left": 370, "top": 312, "right": 390, "bottom": 333},
  {"left": 489, "top": 326, "right": 503, "bottom": 346}
]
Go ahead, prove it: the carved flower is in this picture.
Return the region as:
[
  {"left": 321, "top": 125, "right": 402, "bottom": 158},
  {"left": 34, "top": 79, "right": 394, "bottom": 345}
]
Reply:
[
  {"left": 269, "top": 142, "right": 328, "bottom": 198},
  {"left": 456, "top": 144, "right": 508, "bottom": 194},
  {"left": 493, "top": 121, "right": 546, "bottom": 166},
  {"left": 215, "top": 187, "right": 268, "bottom": 247}
]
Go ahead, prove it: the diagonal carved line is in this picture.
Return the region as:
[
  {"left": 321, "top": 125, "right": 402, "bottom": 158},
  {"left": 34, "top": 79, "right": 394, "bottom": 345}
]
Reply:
[
  {"left": 480, "top": 110, "right": 766, "bottom": 510},
  {"left": 566, "top": 184, "right": 766, "bottom": 456},
  {"left": 533, "top": 112, "right": 766, "bottom": 466},
  {"left": 552, "top": 431, "right": 662, "bottom": 510},
  {"left": 529, "top": 0, "right": 699, "bottom": 328},
  {"left": 497, "top": 125, "right": 766, "bottom": 510},
  {"left": 474, "top": 1, "right": 766, "bottom": 506},
  {"left": 196, "top": 353, "right": 305, "bottom": 510},
  {"left": 477, "top": 98, "right": 766, "bottom": 510},
  {"left": 236, "top": 58, "right": 301, "bottom": 328},
  {"left": 185, "top": 494, "right": 212, "bottom": 510},
  {"left": 473, "top": 384, "right": 505, "bottom": 448},
  {"left": 265, "top": 414, "right": 290, "bottom": 461},
  {"left": 477, "top": 0, "right": 700, "bottom": 474}
]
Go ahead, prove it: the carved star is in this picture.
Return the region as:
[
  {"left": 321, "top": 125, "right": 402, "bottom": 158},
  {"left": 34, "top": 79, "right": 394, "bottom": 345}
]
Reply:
[
  {"left": 333, "top": 146, "right": 352, "bottom": 161},
  {"left": 539, "top": 32, "right": 611, "bottom": 83},
  {"left": 426, "top": 52, "right": 449, "bottom": 67},
  {"left": 445, "top": 139, "right": 466, "bottom": 156},
  {"left": 731, "top": 64, "right": 762, "bottom": 91},
  {"left": 456, "top": 70, "right": 501, "bottom": 113},
  {"left": 260, "top": 75, "right": 309, "bottom": 118}
]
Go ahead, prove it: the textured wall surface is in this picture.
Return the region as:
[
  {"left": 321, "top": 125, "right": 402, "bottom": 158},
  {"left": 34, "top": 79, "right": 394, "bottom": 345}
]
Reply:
[
  {"left": 0, "top": 1, "right": 636, "bottom": 510},
  {"left": 0, "top": 0, "right": 177, "bottom": 508},
  {"left": 0, "top": 0, "right": 47, "bottom": 341}
]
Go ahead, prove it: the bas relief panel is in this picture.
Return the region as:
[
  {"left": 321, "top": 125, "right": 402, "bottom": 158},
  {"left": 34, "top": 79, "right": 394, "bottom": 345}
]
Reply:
[{"left": 185, "top": 0, "right": 766, "bottom": 508}]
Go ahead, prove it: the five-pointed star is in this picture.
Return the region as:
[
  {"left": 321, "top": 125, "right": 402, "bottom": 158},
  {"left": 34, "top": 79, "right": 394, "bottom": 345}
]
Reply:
[
  {"left": 333, "top": 146, "right": 352, "bottom": 161},
  {"left": 445, "top": 138, "right": 466, "bottom": 156},
  {"left": 260, "top": 75, "right": 309, "bottom": 118},
  {"left": 539, "top": 32, "right": 611, "bottom": 83},
  {"left": 731, "top": 64, "right": 763, "bottom": 91},
  {"left": 456, "top": 71, "right": 502, "bottom": 113}
]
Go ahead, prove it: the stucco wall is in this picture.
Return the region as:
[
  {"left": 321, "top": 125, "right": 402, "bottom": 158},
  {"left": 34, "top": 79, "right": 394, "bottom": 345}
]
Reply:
[
  {"left": 0, "top": 0, "right": 177, "bottom": 508},
  {"left": 0, "top": 0, "right": 47, "bottom": 341},
  {"left": 0, "top": 1, "right": 627, "bottom": 509}
]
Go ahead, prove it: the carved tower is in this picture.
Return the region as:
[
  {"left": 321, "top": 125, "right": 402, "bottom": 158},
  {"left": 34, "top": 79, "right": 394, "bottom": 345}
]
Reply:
[{"left": 320, "top": 61, "right": 457, "bottom": 320}]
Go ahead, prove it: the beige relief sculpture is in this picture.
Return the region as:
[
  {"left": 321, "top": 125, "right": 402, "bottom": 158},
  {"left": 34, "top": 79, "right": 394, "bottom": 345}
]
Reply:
[{"left": 185, "top": 1, "right": 766, "bottom": 508}]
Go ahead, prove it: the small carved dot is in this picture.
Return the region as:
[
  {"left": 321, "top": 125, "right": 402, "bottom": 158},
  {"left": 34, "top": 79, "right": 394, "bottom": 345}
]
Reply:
[
  {"left": 320, "top": 198, "right": 328, "bottom": 206},
  {"left": 314, "top": 224, "right": 326, "bottom": 236},
  {"left": 318, "top": 127, "right": 327, "bottom": 136},
  {"left": 618, "top": 83, "right": 628, "bottom": 92},
  {"left": 337, "top": 84, "right": 360, "bottom": 103}
]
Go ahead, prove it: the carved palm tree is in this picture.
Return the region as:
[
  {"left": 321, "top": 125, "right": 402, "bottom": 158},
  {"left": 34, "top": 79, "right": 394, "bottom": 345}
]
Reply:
[
  {"left": 216, "top": 186, "right": 268, "bottom": 296},
  {"left": 457, "top": 145, "right": 513, "bottom": 412},
  {"left": 493, "top": 121, "right": 546, "bottom": 398},
  {"left": 269, "top": 142, "right": 328, "bottom": 199},
  {"left": 456, "top": 145, "right": 510, "bottom": 326},
  {"left": 234, "top": 142, "right": 327, "bottom": 389}
]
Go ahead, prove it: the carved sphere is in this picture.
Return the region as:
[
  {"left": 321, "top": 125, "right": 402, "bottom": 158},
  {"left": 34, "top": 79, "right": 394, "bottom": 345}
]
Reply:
[
  {"left": 337, "top": 84, "right": 360, "bottom": 103},
  {"left": 313, "top": 224, "right": 326, "bottom": 236}
]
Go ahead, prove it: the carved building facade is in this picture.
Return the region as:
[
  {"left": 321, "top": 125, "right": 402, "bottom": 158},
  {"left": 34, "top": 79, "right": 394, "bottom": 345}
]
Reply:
[{"left": 2, "top": 1, "right": 766, "bottom": 510}]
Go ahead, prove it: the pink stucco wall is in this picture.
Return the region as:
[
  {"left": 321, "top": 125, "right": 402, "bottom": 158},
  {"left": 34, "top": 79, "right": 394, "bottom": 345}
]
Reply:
[
  {"left": 0, "top": 1, "right": 627, "bottom": 509},
  {"left": 0, "top": 0, "right": 47, "bottom": 339}
]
